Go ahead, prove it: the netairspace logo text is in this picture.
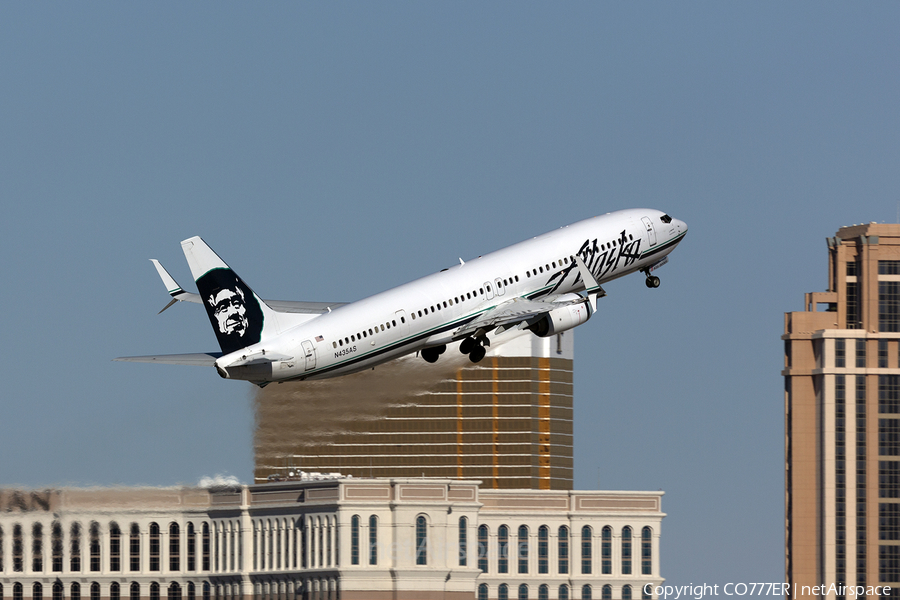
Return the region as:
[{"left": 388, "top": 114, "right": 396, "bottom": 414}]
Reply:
[{"left": 644, "top": 583, "right": 892, "bottom": 599}]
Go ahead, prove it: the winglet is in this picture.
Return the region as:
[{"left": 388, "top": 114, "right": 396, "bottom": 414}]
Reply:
[{"left": 150, "top": 259, "right": 201, "bottom": 312}]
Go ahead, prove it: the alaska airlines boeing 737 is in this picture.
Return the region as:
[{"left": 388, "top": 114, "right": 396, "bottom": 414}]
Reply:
[{"left": 116, "top": 209, "right": 687, "bottom": 387}]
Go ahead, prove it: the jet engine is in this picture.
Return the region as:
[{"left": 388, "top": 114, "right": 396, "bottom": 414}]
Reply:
[{"left": 527, "top": 299, "right": 591, "bottom": 337}]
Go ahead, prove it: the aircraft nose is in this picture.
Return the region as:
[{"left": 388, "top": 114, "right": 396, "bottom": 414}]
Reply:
[{"left": 675, "top": 218, "right": 688, "bottom": 234}]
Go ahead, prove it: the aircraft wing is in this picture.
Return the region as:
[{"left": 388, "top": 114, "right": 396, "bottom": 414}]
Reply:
[
  {"left": 453, "top": 295, "right": 590, "bottom": 339},
  {"left": 113, "top": 352, "right": 223, "bottom": 366},
  {"left": 151, "top": 259, "right": 346, "bottom": 314}
]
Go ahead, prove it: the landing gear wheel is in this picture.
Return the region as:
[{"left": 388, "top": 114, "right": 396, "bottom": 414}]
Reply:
[
  {"left": 421, "top": 347, "right": 440, "bottom": 363},
  {"left": 469, "top": 344, "right": 487, "bottom": 363},
  {"left": 646, "top": 275, "right": 660, "bottom": 288},
  {"left": 460, "top": 337, "right": 477, "bottom": 354}
]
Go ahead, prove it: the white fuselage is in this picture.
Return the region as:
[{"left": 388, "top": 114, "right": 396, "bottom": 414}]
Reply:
[{"left": 216, "top": 209, "right": 687, "bottom": 383}]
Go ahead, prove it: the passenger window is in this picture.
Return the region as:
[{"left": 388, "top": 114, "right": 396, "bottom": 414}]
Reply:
[
  {"left": 411, "top": 313, "right": 416, "bottom": 320},
  {"left": 392, "top": 320, "right": 397, "bottom": 326},
  {"left": 487, "top": 285, "right": 491, "bottom": 291},
  {"left": 333, "top": 342, "right": 337, "bottom": 349},
  {"left": 539, "top": 266, "right": 543, "bottom": 273},
  {"left": 515, "top": 275, "right": 519, "bottom": 282},
  {"left": 351, "top": 335, "right": 355, "bottom": 342},
  {"left": 401, "top": 317, "right": 405, "bottom": 323},
  {"left": 386, "top": 322, "right": 391, "bottom": 329},
  {"left": 552, "top": 262, "right": 556, "bottom": 269},
  {"left": 380, "top": 324, "right": 385, "bottom": 332},
  {"left": 431, "top": 306, "right": 435, "bottom": 312},
  {"left": 418, "top": 310, "right": 423, "bottom": 317},
  {"left": 443, "top": 301, "right": 447, "bottom": 308}
]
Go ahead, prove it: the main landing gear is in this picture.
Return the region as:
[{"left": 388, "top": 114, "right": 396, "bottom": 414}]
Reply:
[
  {"left": 421, "top": 344, "right": 446, "bottom": 363},
  {"left": 642, "top": 268, "right": 661, "bottom": 288},
  {"left": 459, "top": 335, "right": 489, "bottom": 363}
]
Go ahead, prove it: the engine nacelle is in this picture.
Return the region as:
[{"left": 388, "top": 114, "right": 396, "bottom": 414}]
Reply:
[{"left": 527, "top": 301, "right": 591, "bottom": 337}]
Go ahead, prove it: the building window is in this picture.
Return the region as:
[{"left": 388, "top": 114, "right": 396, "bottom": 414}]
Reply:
[
  {"left": 53, "top": 582, "right": 63, "bottom": 600},
  {"left": 558, "top": 585, "right": 569, "bottom": 600},
  {"left": 602, "top": 585, "right": 612, "bottom": 600},
  {"left": 518, "top": 584, "right": 528, "bottom": 600},
  {"left": 623, "top": 586, "right": 633, "bottom": 600},
  {"left": 170, "top": 523, "right": 180, "bottom": 571},
  {"left": 150, "top": 583, "right": 159, "bottom": 600},
  {"left": 539, "top": 585, "right": 549, "bottom": 600},
  {"left": 71, "top": 584, "right": 80, "bottom": 600},
  {"left": 187, "top": 523, "right": 196, "bottom": 571},
  {"left": 415, "top": 516, "right": 427, "bottom": 565},
  {"left": 111, "top": 584, "right": 120, "bottom": 600},
  {"left": 370, "top": 515, "right": 378, "bottom": 566},
  {"left": 880, "top": 261, "right": 900, "bottom": 275},
  {"left": 558, "top": 526, "right": 569, "bottom": 574},
  {"left": 13, "top": 524, "right": 23, "bottom": 572},
  {"left": 14, "top": 584, "right": 23, "bottom": 600},
  {"left": 34, "top": 584, "right": 43, "bottom": 600},
  {"left": 880, "top": 376, "right": 900, "bottom": 414},
  {"left": 187, "top": 584, "right": 194, "bottom": 600},
  {"left": 857, "top": 339, "right": 867, "bottom": 368},
  {"left": 52, "top": 521, "right": 63, "bottom": 572},
  {"left": 581, "top": 585, "right": 592, "bottom": 600},
  {"left": 517, "top": 525, "right": 529, "bottom": 574},
  {"left": 836, "top": 375, "right": 847, "bottom": 591},
  {"left": 836, "top": 339, "right": 846, "bottom": 367},
  {"left": 498, "top": 525, "right": 509, "bottom": 574},
  {"left": 33, "top": 522, "right": 43, "bottom": 572},
  {"left": 130, "top": 584, "right": 139, "bottom": 600},
  {"left": 641, "top": 527, "right": 653, "bottom": 575},
  {"left": 880, "top": 545, "right": 900, "bottom": 582},
  {"left": 458, "top": 517, "right": 467, "bottom": 567},
  {"left": 622, "top": 526, "right": 633, "bottom": 575},
  {"left": 881, "top": 340, "right": 890, "bottom": 368},
  {"left": 350, "top": 516, "right": 359, "bottom": 565},
  {"left": 168, "top": 583, "right": 181, "bottom": 600},
  {"left": 538, "top": 526, "right": 549, "bottom": 574},
  {"left": 881, "top": 419, "right": 900, "bottom": 456},
  {"left": 880, "top": 504, "right": 900, "bottom": 540},
  {"left": 499, "top": 585, "right": 509, "bottom": 600},
  {"left": 601, "top": 526, "right": 611, "bottom": 574},
  {"left": 110, "top": 523, "right": 121, "bottom": 572},
  {"left": 89, "top": 523, "right": 101, "bottom": 572},
  {"left": 91, "top": 583, "right": 99, "bottom": 600},
  {"left": 880, "top": 461, "right": 900, "bottom": 497},
  {"left": 202, "top": 523, "right": 210, "bottom": 571},
  {"left": 847, "top": 261, "right": 860, "bottom": 329},
  {"left": 70, "top": 523, "right": 81, "bottom": 572},
  {"left": 881, "top": 282, "right": 900, "bottom": 332},
  {"left": 149, "top": 523, "right": 160, "bottom": 571},
  {"left": 478, "top": 585, "right": 488, "bottom": 600},
  {"left": 130, "top": 523, "right": 140, "bottom": 572},
  {"left": 478, "top": 525, "right": 489, "bottom": 573},
  {"left": 858, "top": 375, "right": 869, "bottom": 586},
  {"left": 581, "top": 526, "right": 592, "bottom": 574}
]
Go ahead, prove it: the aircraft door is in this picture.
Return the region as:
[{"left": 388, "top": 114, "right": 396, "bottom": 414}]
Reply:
[
  {"left": 484, "top": 282, "right": 494, "bottom": 300},
  {"left": 394, "top": 310, "right": 409, "bottom": 339},
  {"left": 494, "top": 278, "right": 505, "bottom": 297},
  {"left": 301, "top": 340, "right": 316, "bottom": 371},
  {"left": 642, "top": 217, "right": 658, "bottom": 246}
]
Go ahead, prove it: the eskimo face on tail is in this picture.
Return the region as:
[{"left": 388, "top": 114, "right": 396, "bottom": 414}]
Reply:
[{"left": 196, "top": 268, "right": 264, "bottom": 354}]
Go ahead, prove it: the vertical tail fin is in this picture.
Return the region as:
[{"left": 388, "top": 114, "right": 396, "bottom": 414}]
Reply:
[{"left": 181, "top": 236, "right": 278, "bottom": 355}]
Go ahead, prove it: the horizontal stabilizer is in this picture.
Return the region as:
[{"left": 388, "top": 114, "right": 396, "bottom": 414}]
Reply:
[{"left": 114, "top": 352, "right": 222, "bottom": 366}]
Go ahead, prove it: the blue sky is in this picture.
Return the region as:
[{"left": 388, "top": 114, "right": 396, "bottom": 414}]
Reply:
[{"left": 1, "top": 1, "right": 898, "bottom": 586}]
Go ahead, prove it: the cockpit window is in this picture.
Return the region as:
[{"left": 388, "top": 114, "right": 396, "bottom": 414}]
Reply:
[{"left": 660, "top": 214, "right": 672, "bottom": 224}]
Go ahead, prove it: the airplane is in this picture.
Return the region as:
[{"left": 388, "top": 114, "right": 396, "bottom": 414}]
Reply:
[{"left": 116, "top": 209, "right": 687, "bottom": 387}]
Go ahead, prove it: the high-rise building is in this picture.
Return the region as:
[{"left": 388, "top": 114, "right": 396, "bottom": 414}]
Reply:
[
  {"left": 255, "top": 332, "right": 574, "bottom": 490},
  {"left": 784, "top": 223, "right": 900, "bottom": 597}
]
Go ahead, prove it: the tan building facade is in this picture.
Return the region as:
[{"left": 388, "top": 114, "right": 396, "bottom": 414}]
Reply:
[
  {"left": 0, "top": 479, "right": 664, "bottom": 600},
  {"left": 784, "top": 223, "right": 900, "bottom": 598},
  {"left": 255, "top": 333, "right": 574, "bottom": 490}
]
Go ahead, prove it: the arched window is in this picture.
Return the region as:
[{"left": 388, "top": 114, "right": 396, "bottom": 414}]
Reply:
[
  {"left": 498, "top": 584, "right": 509, "bottom": 600},
  {"left": 70, "top": 523, "right": 82, "bottom": 572},
  {"left": 558, "top": 585, "right": 569, "bottom": 600},
  {"left": 621, "top": 527, "right": 632, "bottom": 575},
  {"left": 53, "top": 582, "right": 63, "bottom": 600},
  {"left": 91, "top": 583, "right": 100, "bottom": 600},
  {"left": 187, "top": 583, "right": 195, "bottom": 600},
  {"left": 350, "top": 515, "right": 360, "bottom": 565},
  {"left": 601, "top": 585, "right": 612, "bottom": 600},
  {"left": 498, "top": 525, "right": 509, "bottom": 573},
  {"left": 168, "top": 583, "right": 182, "bottom": 600},
  {"left": 149, "top": 523, "right": 160, "bottom": 571},
  {"left": 14, "top": 583, "right": 24, "bottom": 600},
  {"left": 110, "top": 522, "right": 121, "bottom": 572},
  {"left": 130, "top": 583, "right": 139, "bottom": 600},
  {"left": 170, "top": 523, "right": 181, "bottom": 571},
  {"left": 150, "top": 583, "right": 160, "bottom": 600},
  {"left": 202, "top": 523, "right": 211, "bottom": 571},
  {"left": 477, "top": 584, "right": 488, "bottom": 600},
  {"left": 517, "top": 525, "right": 529, "bottom": 574},
  {"left": 70, "top": 583, "right": 80, "bottom": 600},
  {"left": 538, "top": 526, "right": 549, "bottom": 574},
  {"left": 187, "top": 523, "right": 196, "bottom": 571},
  {"left": 458, "top": 517, "right": 467, "bottom": 567},
  {"left": 89, "top": 522, "right": 101, "bottom": 572},
  {"left": 581, "top": 585, "right": 592, "bottom": 600},
  {"left": 415, "top": 516, "right": 427, "bottom": 565},
  {"left": 33, "top": 523, "right": 44, "bottom": 572},
  {"left": 13, "top": 524, "right": 23, "bottom": 572},
  {"left": 369, "top": 515, "right": 378, "bottom": 566},
  {"left": 52, "top": 521, "right": 64, "bottom": 572},
  {"left": 601, "top": 526, "right": 612, "bottom": 574},
  {"left": 558, "top": 526, "right": 569, "bottom": 574},
  {"left": 203, "top": 583, "right": 211, "bottom": 600},
  {"left": 623, "top": 585, "right": 633, "bottom": 600},
  {"left": 33, "top": 583, "right": 43, "bottom": 600},
  {"left": 641, "top": 527, "right": 652, "bottom": 575},
  {"left": 130, "top": 524, "right": 140, "bottom": 572},
  {"left": 538, "top": 584, "right": 549, "bottom": 600},
  {"left": 477, "top": 525, "right": 489, "bottom": 573},
  {"left": 581, "top": 526, "right": 592, "bottom": 574},
  {"left": 642, "top": 584, "right": 652, "bottom": 600},
  {"left": 517, "top": 584, "right": 528, "bottom": 600},
  {"left": 111, "top": 583, "right": 120, "bottom": 600}
]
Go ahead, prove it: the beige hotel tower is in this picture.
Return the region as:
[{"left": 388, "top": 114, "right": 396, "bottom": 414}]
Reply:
[{"left": 784, "top": 223, "right": 900, "bottom": 597}]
